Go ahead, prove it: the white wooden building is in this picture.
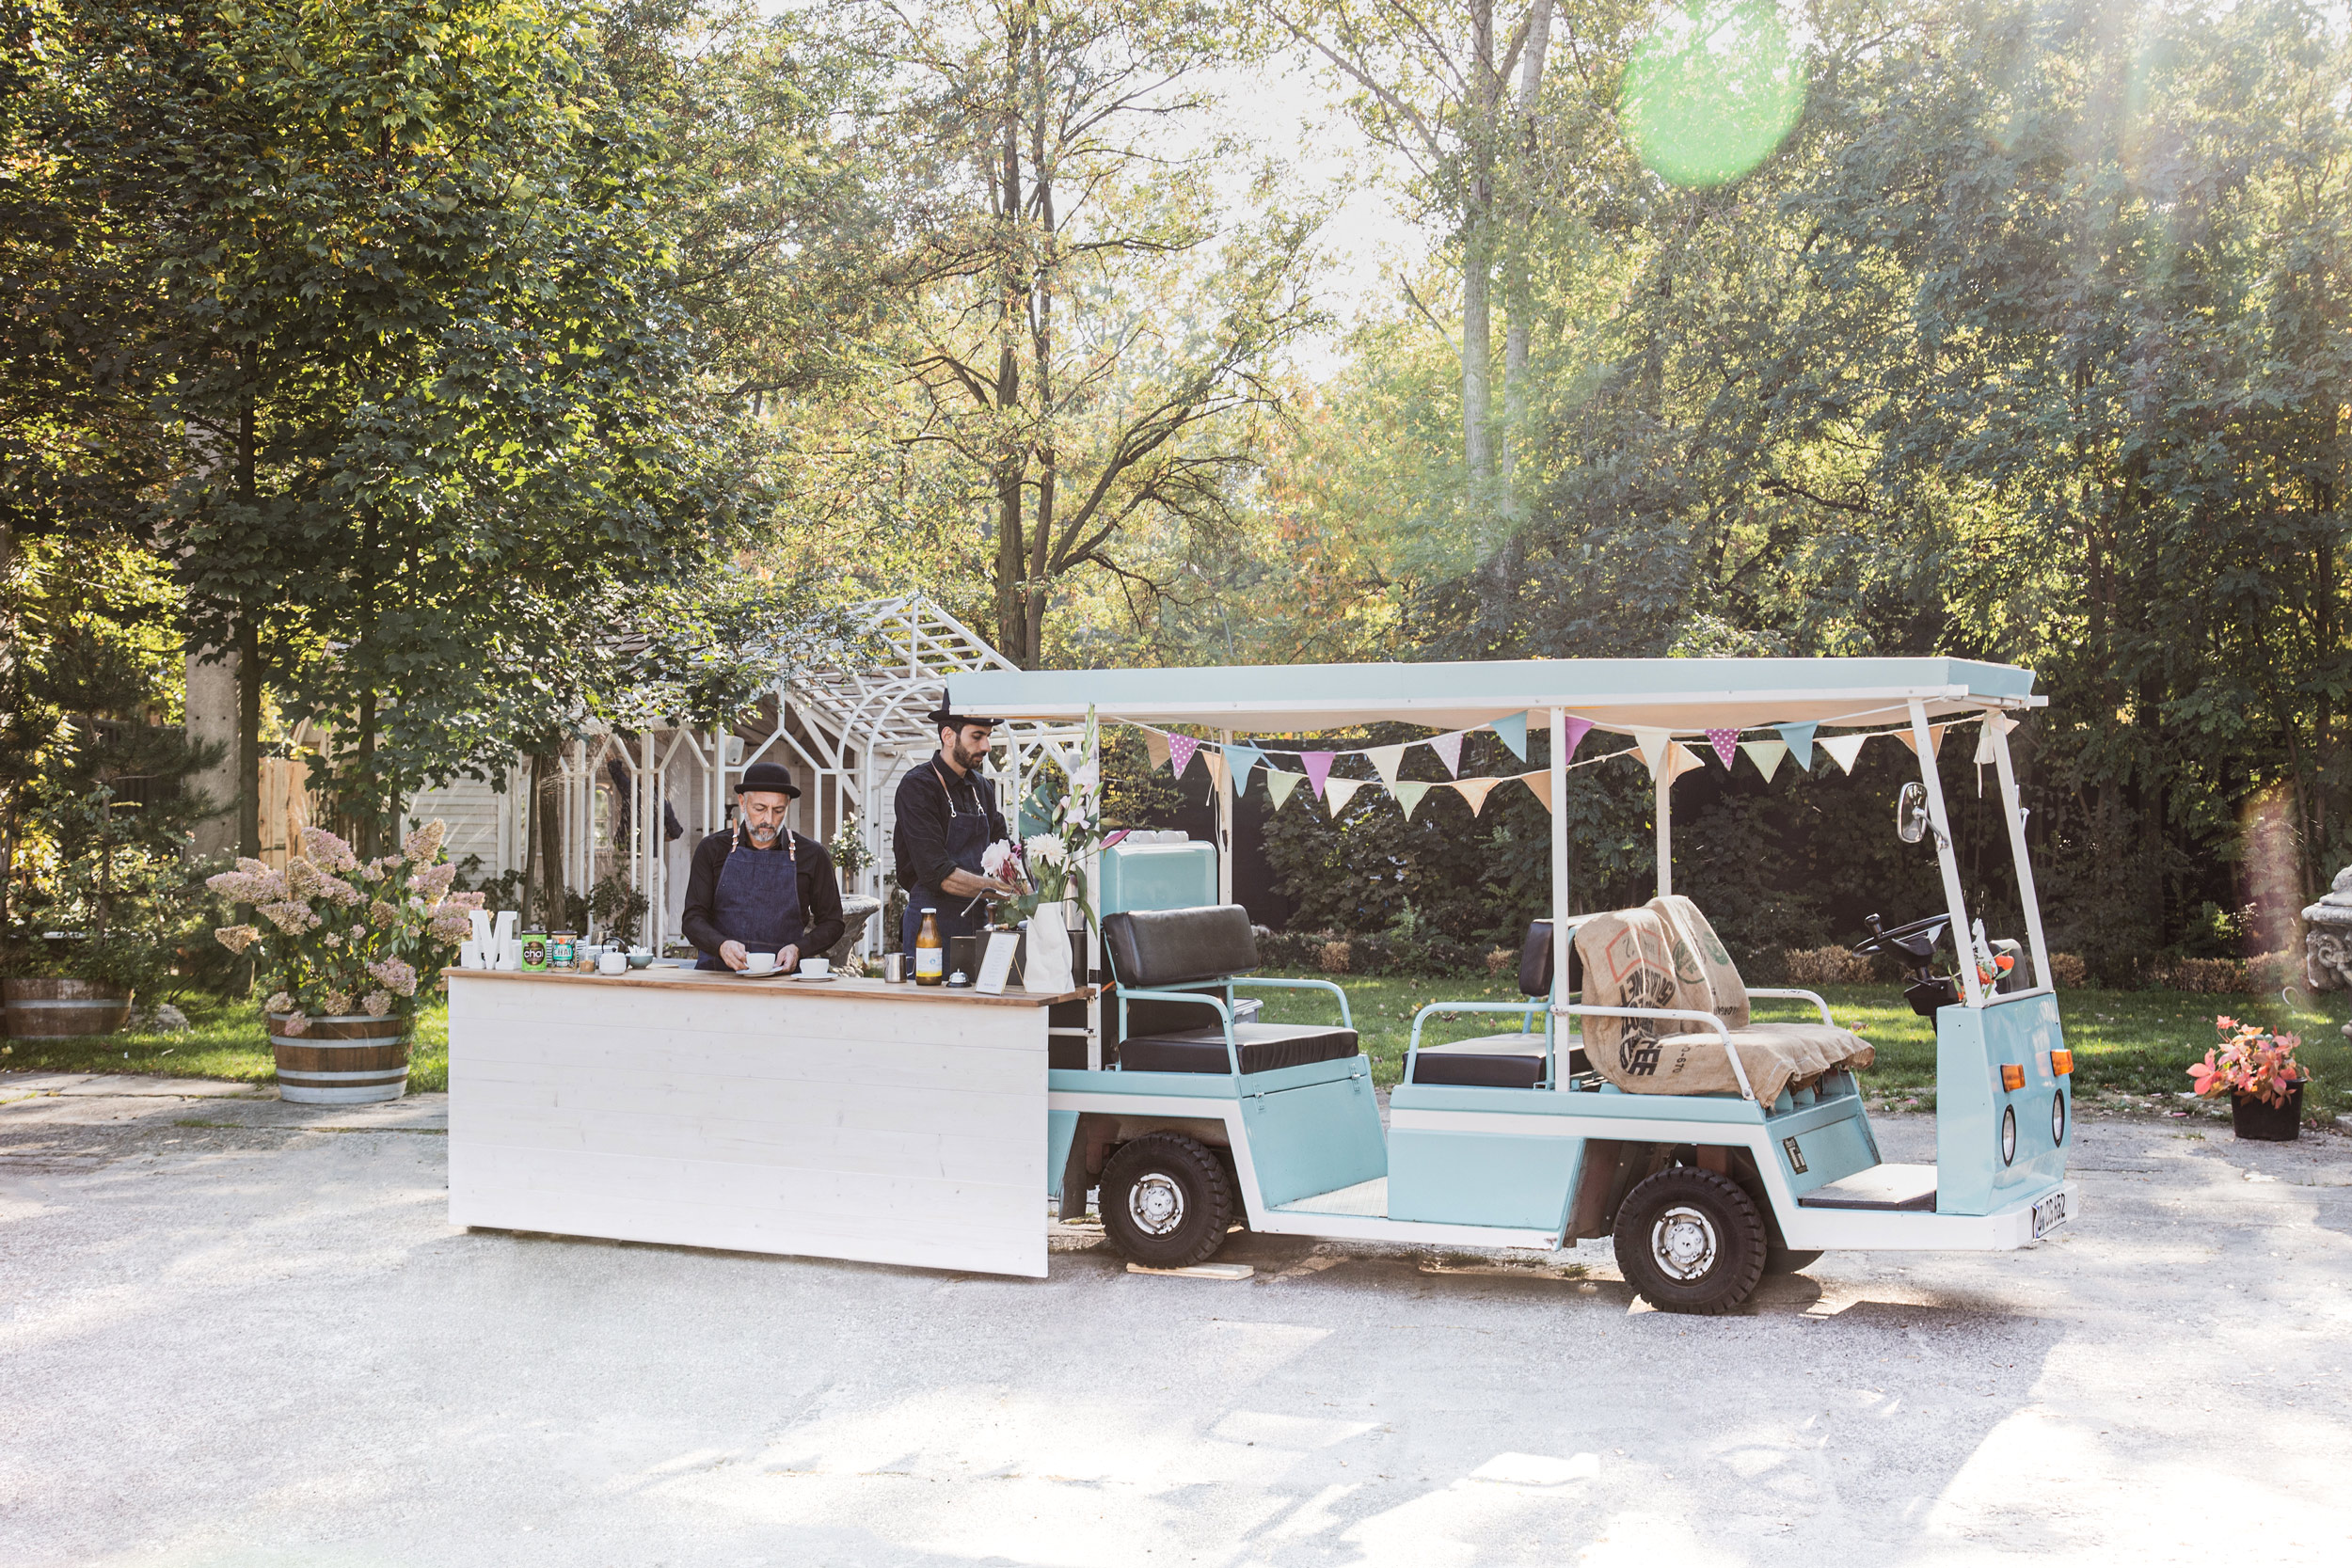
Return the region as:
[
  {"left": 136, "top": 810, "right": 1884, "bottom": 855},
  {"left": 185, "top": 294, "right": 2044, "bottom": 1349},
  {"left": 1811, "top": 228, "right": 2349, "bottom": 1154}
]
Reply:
[{"left": 404, "top": 595, "right": 1083, "bottom": 956}]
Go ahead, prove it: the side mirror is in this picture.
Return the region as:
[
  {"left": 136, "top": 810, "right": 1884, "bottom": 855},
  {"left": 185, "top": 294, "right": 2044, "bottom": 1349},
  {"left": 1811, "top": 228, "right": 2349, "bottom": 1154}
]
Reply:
[{"left": 1897, "top": 782, "right": 1930, "bottom": 844}]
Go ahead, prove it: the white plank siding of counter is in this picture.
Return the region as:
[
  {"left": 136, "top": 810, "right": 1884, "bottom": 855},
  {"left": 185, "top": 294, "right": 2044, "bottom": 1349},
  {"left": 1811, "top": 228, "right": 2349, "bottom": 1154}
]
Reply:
[{"left": 446, "top": 973, "right": 1059, "bottom": 1277}]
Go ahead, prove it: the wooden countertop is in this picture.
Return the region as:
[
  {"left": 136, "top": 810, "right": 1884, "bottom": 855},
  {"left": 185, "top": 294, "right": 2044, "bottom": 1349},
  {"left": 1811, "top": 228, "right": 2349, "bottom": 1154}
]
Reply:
[{"left": 441, "top": 967, "right": 1092, "bottom": 1008}]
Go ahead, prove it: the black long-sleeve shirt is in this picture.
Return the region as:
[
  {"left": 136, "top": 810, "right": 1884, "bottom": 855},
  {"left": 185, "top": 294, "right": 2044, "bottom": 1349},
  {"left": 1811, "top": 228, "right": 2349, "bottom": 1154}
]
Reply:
[
  {"left": 892, "top": 755, "right": 1006, "bottom": 891},
  {"left": 679, "top": 827, "right": 846, "bottom": 958}
]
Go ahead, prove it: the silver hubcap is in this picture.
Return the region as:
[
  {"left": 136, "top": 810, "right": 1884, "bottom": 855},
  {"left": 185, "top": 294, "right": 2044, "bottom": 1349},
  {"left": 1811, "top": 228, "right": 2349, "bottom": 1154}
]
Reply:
[
  {"left": 1650, "top": 1204, "right": 1719, "bottom": 1282},
  {"left": 1129, "top": 1173, "right": 1185, "bottom": 1237}
]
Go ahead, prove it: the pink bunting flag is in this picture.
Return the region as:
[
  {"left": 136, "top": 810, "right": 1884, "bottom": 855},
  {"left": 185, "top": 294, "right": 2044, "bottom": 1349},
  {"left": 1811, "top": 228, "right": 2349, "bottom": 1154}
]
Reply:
[
  {"left": 1167, "top": 733, "right": 1200, "bottom": 777},
  {"left": 1705, "top": 727, "right": 1740, "bottom": 768},
  {"left": 1428, "top": 731, "right": 1465, "bottom": 777},
  {"left": 1301, "top": 751, "right": 1336, "bottom": 799},
  {"left": 1560, "top": 717, "right": 1595, "bottom": 763}
]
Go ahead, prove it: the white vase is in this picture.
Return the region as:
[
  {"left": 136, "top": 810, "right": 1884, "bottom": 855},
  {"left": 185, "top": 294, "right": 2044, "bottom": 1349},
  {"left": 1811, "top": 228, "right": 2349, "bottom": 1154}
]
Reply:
[{"left": 1024, "top": 900, "right": 1075, "bottom": 994}]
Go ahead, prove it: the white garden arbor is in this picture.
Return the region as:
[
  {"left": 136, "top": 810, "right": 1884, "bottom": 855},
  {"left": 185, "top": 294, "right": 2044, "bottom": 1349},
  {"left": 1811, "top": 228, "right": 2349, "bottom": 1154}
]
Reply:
[{"left": 406, "top": 594, "right": 1086, "bottom": 955}]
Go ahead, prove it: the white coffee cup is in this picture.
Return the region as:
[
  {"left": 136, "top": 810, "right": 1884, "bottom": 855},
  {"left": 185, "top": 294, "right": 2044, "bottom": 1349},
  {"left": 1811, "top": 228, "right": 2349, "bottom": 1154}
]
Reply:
[
  {"left": 745, "top": 952, "right": 777, "bottom": 973},
  {"left": 800, "top": 958, "right": 831, "bottom": 977},
  {"left": 598, "top": 951, "right": 628, "bottom": 975}
]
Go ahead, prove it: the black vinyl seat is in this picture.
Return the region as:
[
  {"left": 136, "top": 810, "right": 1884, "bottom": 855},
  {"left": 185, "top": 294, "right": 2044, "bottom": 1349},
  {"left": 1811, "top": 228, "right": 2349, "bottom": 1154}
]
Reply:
[
  {"left": 1403, "top": 921, "right": 1580, "bottom": 1089},
  {"left": 1101, "top": 905, "right": 1360, "bottom": 1076}
]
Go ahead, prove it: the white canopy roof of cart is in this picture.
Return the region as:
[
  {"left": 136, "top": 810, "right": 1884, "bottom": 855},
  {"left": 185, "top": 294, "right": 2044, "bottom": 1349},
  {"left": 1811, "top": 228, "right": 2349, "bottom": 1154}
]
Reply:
[{"left": 949, "top": 656, "right": 2041, "bottom": 736}]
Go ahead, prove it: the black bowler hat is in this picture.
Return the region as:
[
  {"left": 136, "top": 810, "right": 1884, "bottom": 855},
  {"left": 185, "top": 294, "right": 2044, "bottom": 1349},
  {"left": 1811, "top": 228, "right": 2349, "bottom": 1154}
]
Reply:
[
  {"left": 734, "top": 761, "right": 802, "bottom": 799},
  {"left": 927, "top": 694, "right": 998, "bottom": 732}
]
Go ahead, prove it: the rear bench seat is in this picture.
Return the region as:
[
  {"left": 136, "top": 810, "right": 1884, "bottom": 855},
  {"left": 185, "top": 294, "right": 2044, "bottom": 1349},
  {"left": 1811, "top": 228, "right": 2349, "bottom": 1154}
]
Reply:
[{"left": 1102, "top": 905, "right": 1361, "bottom": 1075}]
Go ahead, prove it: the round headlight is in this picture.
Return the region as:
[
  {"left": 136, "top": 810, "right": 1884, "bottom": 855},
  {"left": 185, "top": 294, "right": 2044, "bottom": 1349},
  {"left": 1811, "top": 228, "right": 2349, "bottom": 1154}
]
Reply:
[
  {"left": 2051, "top": 1088, "right": 2067, "bottom": 1147},
  {"left": 2000, "top": 1104, "right": 2017, "bottom": 1165}
]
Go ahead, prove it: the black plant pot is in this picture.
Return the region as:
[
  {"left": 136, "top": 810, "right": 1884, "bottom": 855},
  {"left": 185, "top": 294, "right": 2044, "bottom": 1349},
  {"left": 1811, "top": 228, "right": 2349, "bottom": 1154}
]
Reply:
[{"left": 2232, "top": 1084, "right": 2304, "bottom": 1142}]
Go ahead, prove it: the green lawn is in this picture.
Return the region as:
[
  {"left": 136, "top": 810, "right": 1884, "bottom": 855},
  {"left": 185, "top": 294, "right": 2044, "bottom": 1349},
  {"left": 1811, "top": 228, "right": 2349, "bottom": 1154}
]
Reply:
[
  {"left": 6, "top": 979, "right": 2344, "bottom": 1124},
  {"left": 1250, "top": 970, "right": 2352, "bottom": 1120},
  {"left": 0, "top": 994, "right": 451, "bottom": 1094}
]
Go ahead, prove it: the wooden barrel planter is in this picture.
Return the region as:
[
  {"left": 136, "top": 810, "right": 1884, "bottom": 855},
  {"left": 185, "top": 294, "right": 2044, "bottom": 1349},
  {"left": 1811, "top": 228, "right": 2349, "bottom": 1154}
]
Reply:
[
  {"left": 2, "top": 978, "right": 133, "bottom": 1039},
  {"left": 267, "top": 1013, "right": 412, "bottom": 1104}
]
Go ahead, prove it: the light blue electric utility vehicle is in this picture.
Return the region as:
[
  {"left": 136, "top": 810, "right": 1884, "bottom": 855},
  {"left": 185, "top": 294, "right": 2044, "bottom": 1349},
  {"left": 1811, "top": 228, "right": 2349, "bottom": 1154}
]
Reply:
[{"left": 956, "top": 658, "right": 2078, "bottom": 1314}]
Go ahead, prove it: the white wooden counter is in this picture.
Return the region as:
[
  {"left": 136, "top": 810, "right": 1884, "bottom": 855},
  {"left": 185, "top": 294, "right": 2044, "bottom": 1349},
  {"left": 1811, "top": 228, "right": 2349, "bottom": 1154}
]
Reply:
[{"left": 444, "top": 969, "right": 1085, "bottom": 1278}]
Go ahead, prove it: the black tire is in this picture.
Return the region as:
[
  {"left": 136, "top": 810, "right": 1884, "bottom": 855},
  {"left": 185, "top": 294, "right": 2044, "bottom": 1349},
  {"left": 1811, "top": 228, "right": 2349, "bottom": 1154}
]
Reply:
[
  {"left": 1612, "top": 1166, "right": 1768, "bottom": 1315},
  {"left": 1101, "top": 1132, "right": 1234, "bottom": 1268}
]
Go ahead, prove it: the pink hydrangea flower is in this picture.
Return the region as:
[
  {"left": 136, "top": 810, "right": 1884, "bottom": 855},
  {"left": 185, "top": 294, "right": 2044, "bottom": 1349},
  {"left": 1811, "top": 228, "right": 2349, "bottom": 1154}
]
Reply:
[
  {"left": 258, "top": 900, "right": 320, "bottom": 935},
  {"left": 362, "top": 990, "right": 393, "bottom": 1018},
  {"left": 322, "top": 990, "right": 353, "bottom": 1015},
  {"left": 402, "top": 819, "right": 448, "bottom": 864},
  {"left": 301, "top": 827, "right": 359, "bottom": 872},
  {"left": 264, "top": 991, "right": 293, "bottom": 1014},
  {"left": 278, "top": 1010, "right": 309, "bottom": 1037},
  {"left": 366, "top": 958, "right": 419, "bottom": 997},
  {"left": 213, "top": 924, "right": 262, "bottom": 954}
]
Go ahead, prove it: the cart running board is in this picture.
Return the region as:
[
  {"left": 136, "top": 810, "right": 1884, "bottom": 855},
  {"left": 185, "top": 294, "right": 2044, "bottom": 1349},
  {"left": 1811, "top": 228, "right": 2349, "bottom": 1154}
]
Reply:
[
  {"left": 1796, "top": 1163, "right": 1938, "bottom": 1212},
  {"left": 1274, "top": 1178, "right": 1388, "bottom": 1218}
]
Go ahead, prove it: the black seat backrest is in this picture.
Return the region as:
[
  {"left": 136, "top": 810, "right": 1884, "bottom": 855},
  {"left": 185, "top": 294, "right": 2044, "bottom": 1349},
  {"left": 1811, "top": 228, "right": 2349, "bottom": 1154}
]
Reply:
[
  {"left": 1101, "top": 905, "right": 1259, "bottom": 988},
  {"left": 1517, "top": 919, "right": 1580, "bottom": 997}
]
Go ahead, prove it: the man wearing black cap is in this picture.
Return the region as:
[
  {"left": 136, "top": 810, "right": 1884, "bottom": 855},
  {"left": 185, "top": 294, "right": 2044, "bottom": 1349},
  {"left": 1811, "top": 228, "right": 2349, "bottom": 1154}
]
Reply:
[
  {"left": 893, "top": 698, "right": 1016, "bottom": 960},
  {"left": 681, "top": 761, "right": 845, "bottom": 972}
]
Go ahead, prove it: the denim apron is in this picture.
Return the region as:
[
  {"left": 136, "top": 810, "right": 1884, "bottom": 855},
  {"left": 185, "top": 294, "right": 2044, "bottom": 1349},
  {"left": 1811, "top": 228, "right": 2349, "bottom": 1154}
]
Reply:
[
  {"left": 900, "top": 761, "right": 994, "bottom": 958},
  {"left": 695, "top": 833, "right": 807, "bottom": 970}
]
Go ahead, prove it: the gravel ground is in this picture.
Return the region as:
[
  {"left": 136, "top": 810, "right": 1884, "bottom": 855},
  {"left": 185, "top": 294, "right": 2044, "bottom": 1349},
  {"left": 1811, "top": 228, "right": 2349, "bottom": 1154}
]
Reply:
[{"left": 2, "top": 1069, "right": 2347, "bottom": 1567}]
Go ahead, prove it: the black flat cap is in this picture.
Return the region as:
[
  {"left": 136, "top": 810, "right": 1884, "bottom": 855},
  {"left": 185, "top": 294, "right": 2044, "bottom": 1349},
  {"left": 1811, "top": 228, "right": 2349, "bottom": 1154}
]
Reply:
[{"left": 734, "top": 761, "right": 801, "bottom": 798}]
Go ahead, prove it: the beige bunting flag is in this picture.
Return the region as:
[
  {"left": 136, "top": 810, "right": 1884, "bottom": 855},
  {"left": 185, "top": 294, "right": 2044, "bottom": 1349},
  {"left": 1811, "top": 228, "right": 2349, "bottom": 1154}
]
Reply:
[
  {"left": 1518, "top": 770, "right": 1553, "bottom": 812},
  {"left": 1452, "top": 777, "right": 1502, "bottom": 816},
  {"left": 1365, "top": 745, "right": 1406, "bottom": 789},
  {"left": 1895, "top": 724, "right": 1948, "bottom": 758},
  {"left": 1143, "top": 729, "right": 1171, "bottom": 771},
  {"left": 1325, "top": 777, "right": 1363, "bottom": 816},
  {"left": 1630, "top": 728, "right": 1675, "bottom": 777},
  {"left": 1201, "top": 752, "right": 1228, "bottom": 794},
  {"left": 1264, "top": 769, "right": 1303, "bottom": 811},
  {"left": 1666, "top": 742, "right": 1708, "bottom": 783}
]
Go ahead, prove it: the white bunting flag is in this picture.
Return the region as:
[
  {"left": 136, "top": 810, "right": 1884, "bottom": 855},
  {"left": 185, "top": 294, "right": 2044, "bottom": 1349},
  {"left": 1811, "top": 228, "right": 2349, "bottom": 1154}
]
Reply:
[
  {"left": 1631, "top": 728, "right": 1675, "bottom": 777},
  {"left": 1821, "top": 734, "right": 1869, "bottom": 774},
  {"left": 1739, "top": 739, "right": 1789, "bottom": 783},
  {"left": 1666, "top": 742, "right": 1708, "bottom": 783},
  {"left": 1428, "top": 731, "right": 1466, "bottom": 777},
  {"left": 1325, "top": 777, "right": 1363, "bottom": 816},
  {"left": 1392, "top": 780, "right": 1432, "bottom": 818},
  {"left": 1366, "top": 744, "right": 1406, "bottom": 789},
  {"left": 1264, "top": 769, "right": 1303, "bottom": 811}
]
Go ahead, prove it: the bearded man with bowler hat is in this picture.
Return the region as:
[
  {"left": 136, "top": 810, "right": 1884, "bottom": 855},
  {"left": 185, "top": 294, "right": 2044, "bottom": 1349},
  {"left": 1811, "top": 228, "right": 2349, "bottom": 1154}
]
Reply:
[
  {"left": 893, "top": 698, "right": 1017, "bottom": 958},
  {"left": 681, "top": 761, "right": 845, "bottom": 972}
]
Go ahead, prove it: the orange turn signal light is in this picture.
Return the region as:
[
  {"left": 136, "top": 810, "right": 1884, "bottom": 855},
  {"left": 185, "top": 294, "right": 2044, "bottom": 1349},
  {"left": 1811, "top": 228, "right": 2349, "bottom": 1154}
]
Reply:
[
  {"left": 2050, "top": 1049, "right": 2074, "bottom": 1076},
  {"left": 2000, "top": 1063, "right": 2026, "bottom": 1092}
]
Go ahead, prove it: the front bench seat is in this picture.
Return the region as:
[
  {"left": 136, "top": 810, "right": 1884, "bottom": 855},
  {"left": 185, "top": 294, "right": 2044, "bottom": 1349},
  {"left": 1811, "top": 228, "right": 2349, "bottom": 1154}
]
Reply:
[{"left": 1103, "top": 905, "right": 1360, "bottom": 1075}]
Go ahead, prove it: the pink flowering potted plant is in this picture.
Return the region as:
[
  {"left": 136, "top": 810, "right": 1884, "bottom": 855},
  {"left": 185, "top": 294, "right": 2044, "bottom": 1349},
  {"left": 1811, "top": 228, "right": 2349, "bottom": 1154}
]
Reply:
[
  {"left": 2187, "top": 1015, "right": 2311, "bottom": 1142},
  {"left": 207, "top": 821, "right": 482, "bottom": 1103}
]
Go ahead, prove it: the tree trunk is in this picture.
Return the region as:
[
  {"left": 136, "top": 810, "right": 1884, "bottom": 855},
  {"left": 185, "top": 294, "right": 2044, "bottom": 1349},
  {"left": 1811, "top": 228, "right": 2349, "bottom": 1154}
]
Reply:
[
  {"left": 235, "top": 356, "right": 262, "bottom": 862},
  {"left": 1025, "top": 81, "right": 1057, "bottom": 670},
  {"left": 993, "top": 22, "right": 1029, "bottom": 665},
  {"left": 1498, "top": 0, "right": 1552, "bottom": 521}
]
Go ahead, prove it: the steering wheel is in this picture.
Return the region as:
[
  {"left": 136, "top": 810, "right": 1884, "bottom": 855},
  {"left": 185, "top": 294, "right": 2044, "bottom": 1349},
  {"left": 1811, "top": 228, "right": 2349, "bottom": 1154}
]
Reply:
[{"left": 1851, "top": 911, "right": 1949, "bottom": 960}]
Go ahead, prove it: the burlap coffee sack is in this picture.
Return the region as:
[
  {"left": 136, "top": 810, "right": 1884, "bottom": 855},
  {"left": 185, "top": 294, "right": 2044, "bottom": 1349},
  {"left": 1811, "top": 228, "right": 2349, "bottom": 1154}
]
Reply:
[
  {"left": 1652, "top": 1022, "right": 1876, "bottom": 1105},
  {"left": 1573, "top": 908, "right": 1740, "bottom": 1095},
  {"left": 1648, "top": 895, "right": 1750, "bottom": 1029}
]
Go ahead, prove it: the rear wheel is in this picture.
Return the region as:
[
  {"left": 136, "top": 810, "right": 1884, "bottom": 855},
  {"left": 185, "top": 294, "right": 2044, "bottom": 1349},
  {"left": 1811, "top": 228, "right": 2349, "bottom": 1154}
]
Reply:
[
  {"left": 1101, "top": 1132, "right": 1233, "bottom": 1268},
  {"left": 1613, "top": 1166, "right": 1768, "bottom": 1315}
]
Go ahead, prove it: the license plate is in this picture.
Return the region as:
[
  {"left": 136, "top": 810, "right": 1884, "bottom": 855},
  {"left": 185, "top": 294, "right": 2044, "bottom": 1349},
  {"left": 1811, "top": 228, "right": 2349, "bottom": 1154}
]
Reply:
[{"left": 2031, "top": 1190, "right": 2069, "bottom": 1239}]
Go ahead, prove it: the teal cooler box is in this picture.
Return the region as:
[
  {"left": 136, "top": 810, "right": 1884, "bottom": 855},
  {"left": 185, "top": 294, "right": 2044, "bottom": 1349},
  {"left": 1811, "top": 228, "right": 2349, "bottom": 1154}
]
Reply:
[{"left": 1096, "top": 836, "right": 1216, "bottom": 915}]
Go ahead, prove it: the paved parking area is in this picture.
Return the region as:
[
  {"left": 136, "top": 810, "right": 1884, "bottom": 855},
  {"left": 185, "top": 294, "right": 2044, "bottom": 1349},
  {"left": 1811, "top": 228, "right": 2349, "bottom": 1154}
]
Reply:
[{"left": 3, "top": 1072, "right": 2348, "bottom": 1566}]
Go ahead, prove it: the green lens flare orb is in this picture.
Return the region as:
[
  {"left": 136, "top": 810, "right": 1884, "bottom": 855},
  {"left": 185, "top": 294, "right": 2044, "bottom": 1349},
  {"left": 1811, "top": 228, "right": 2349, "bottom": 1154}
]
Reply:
[{"left": 1622, "top": 1, "right": 1806, "bottom": 188}]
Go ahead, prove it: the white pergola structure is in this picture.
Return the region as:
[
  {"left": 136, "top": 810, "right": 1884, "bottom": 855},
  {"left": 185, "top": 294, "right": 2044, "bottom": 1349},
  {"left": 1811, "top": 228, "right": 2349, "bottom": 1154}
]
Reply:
[{"left": 436, "top": 595, "right": 1085, "bottom": 956}]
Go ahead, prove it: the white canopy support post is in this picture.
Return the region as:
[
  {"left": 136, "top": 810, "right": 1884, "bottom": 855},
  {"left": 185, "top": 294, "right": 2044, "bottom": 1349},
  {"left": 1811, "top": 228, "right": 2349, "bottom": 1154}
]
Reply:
[
  {"left": 1987, "top": 713, "right": 2052, "bottom": 992},
  {"left": 1085, "top": 718, "right": 1104, "bottom": 1070},
  {"left": 640, "top": 729, "right": 658, "bottom": 951},
  {"left": 1549, "top": 708, "right": 1571, "bottom": 1090},
  {"left": 1654, "top": 761, "right": 1673, "bottom": 899},
  {"left": 1910, "top": 698, "right": 1984, "bottom": 1007},
  {"left": 1216, "top": 728, "right": 1235, "bottom": 907}
]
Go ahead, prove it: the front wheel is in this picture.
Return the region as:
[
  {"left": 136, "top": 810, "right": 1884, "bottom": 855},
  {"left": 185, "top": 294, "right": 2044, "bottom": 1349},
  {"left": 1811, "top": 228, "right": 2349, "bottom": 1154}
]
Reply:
[
  {"left": 1613, "top": 1166, "right": 1768, "bottom": 1315},
  {"left": 1101, "top": 1132, "right": 1234, "bottom": 1268}
]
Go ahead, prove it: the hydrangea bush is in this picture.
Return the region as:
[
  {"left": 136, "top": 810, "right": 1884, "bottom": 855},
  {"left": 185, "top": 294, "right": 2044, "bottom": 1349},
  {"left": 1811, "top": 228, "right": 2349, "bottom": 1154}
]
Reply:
[{"left": 208, "top": 821, "right": 483, "bottom": 1037}]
